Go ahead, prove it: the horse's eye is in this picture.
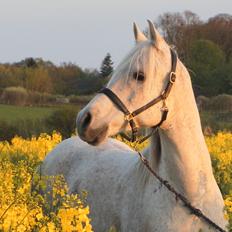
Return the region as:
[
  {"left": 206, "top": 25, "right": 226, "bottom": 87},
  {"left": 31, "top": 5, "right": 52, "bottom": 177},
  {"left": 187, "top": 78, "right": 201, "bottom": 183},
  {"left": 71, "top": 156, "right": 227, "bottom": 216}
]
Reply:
[{"left": 133, "top": 71, "right": 145, "bottom": 82}]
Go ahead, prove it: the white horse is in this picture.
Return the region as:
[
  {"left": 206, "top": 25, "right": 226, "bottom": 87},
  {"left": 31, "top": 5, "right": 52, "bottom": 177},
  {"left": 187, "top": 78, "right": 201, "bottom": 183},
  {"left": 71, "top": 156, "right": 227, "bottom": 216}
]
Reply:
[{"left": 41, "top": 21, "right": 227, "bottom": 231}]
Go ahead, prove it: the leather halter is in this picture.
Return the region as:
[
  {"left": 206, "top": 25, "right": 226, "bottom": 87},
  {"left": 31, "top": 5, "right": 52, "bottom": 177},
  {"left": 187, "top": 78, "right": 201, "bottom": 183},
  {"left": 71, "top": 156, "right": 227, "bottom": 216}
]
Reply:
[{"left": 99, "top": 48, "right": 178, "bottom": 142}]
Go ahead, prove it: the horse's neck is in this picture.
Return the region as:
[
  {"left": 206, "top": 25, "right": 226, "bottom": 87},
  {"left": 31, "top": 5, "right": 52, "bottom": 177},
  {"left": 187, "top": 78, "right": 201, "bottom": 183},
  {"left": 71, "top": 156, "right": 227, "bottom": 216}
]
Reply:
[{"left": 148, "top": 62, "right": 215, "bottom": 202}]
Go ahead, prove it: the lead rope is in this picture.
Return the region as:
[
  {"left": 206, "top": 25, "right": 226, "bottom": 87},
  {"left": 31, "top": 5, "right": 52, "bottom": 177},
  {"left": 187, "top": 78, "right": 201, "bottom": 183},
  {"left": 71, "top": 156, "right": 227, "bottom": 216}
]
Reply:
[{"left": 132, "top": 142, "right": 227, "bottom": 232}]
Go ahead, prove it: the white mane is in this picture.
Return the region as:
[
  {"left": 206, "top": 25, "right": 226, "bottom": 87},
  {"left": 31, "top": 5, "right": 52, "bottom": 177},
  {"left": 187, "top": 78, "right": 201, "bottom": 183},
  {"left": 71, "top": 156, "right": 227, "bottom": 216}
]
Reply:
[{"left": 109, "top": 41, "right": 162, "bottom": 94}]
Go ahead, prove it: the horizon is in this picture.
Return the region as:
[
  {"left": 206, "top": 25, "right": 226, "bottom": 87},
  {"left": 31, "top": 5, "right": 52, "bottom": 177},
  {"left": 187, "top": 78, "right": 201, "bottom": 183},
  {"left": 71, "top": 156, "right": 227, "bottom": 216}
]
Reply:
[{"left": 0, "top": 0, "right": 231, "bottom": 70}]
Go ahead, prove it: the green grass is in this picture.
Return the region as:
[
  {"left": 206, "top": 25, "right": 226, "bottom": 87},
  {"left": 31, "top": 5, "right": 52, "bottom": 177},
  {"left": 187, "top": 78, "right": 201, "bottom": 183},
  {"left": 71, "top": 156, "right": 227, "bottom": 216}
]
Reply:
[
  {"left": 0, "top": 104, "right": 80, "bottom": 141},
  {"left": 0, "top": 104, "right": 60, "bottom": 123}
]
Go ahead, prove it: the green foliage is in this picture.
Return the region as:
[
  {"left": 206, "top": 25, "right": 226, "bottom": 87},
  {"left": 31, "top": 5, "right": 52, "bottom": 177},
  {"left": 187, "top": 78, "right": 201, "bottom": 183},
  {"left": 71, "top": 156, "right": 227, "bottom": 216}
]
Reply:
[
  {"left": 45, "top": 106, "right": 79, "bottom": 139},
  {"left": 100, "top": 53, "right": 114, "bottom": 78},
  {"left": 76, "top": 72, "right": 104, "bottom": 95},
  {"left": 189, "top": 39, "right": 224, "bottom": 69},
  {"left": 213, "top": 59, "right": 232, "bottom": 95},
  {"left": 0, "top": 119, "right": 48, "bottom": 142},
  {"left": 157, "top": 12, "right": 232, "bottom": 96},
  {"left": 0, "top": 60, "right": 104, "bottom": 97},
  {"left": 0, "top": 121, "right": 17, "bottom": 141},
  {"left": 188, "top": 39, "right": 227, "bottom": 96}
]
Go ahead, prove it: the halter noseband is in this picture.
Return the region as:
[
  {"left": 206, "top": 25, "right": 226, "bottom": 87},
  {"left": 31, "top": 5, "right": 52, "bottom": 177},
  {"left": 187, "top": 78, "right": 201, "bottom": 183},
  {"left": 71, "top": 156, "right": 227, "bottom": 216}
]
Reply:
[{"left": 99, "top": 48, "right": 178, "bottom": 142}]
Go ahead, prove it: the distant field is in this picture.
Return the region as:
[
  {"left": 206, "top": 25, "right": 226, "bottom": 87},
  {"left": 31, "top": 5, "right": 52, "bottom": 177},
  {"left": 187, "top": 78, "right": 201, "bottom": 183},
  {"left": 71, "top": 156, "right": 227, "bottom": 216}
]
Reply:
[{"left": 0, "top": 104, "right": 59, "bottom": 123}]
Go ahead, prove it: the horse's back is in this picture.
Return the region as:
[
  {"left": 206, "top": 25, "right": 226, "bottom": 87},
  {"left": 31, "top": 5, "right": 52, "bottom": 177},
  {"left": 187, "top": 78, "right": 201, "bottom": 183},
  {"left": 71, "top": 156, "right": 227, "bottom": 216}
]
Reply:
[
  {"left": 41, "top": 136, "right": 137, "bottom": 231},
  {"left": 42, "top": 136, "right": 134, "bottom": 176}
]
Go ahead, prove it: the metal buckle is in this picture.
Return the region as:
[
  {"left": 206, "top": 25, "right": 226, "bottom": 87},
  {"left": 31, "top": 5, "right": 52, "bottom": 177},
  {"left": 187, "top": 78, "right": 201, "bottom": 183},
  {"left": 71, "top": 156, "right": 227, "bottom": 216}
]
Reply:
[
  {"left": 161, "top": 100, "right": 168, "bottom": 112},
  {"left": 169, "top": 72, "right": 176, "bottom": 84},
  {"left": 124, "top": 113, "right": 134, "bottom": 122}
]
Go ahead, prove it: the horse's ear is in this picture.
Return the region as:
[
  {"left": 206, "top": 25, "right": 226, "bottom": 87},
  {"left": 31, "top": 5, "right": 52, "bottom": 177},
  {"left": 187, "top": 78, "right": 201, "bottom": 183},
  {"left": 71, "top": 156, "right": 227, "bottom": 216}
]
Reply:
[
  {"left": 147, "top": 20, "right": 164, "bottom": 48},
  {"left": 133, "top": 22, "right": 147, "bottom": 42}
]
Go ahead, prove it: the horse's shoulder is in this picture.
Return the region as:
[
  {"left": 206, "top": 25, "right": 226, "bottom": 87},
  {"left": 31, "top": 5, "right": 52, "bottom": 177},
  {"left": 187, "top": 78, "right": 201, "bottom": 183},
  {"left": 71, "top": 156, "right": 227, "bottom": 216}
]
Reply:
[{"left": 43, "top": 137, "right": 133, "bottom": 171}]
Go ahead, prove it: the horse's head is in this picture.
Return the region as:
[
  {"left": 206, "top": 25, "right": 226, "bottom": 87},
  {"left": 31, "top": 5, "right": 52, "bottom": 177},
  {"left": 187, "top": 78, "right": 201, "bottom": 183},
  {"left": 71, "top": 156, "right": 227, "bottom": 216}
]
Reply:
[{"left": 77, "top": 21, "right": 174, "bottom": 145}]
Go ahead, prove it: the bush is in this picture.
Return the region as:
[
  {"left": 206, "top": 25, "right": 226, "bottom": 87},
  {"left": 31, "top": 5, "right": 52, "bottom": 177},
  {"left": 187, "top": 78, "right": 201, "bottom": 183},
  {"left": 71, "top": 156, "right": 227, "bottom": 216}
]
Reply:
[
  {"left": 0, "top": 121, "right": 17, "bottom": 141},
  {"left": 41, "top": 93, "right": 57, "bottom": 105},
  {"left": 0, "top": 107, "right": 80, "bottom": 141},
  {"left": 36, "top": 92, "right": 57, "bottom": 105},
  {"left": 0, "top": 87, "right": 4, "bottom": 97},
  {"left": 27, "top": 91, "right": 57, "bottom": 106},
  {"left": 209, "top": 94, "right": 232, "bottom": 112},
  {"left": 69, "top": 95, "right": 93, "bottom": 105},
  {"left": 28, "top": 91, "right": 42, "bottom": 105},
  {"left": 1, "top": 86, "right": 28, "bottom": 105},
  {"left": 200, "top": 111, "right": 232, "bottom": 133},
  {"left": 0, "top": 119, "right": 49, "bottom": 141},
  {"left": 197, "top": 94, "right": 232, "bottom": 133},
  {"left": 199, "top": 94, "right": 232, "bottom": 112},
  {"left": 1, "top": 88, "right": 60, "bottom": 106},
  {"left": 45, "top": 107, "right": 79, "bottom": 138},
  {"left": 196, "top": 95, "right": 210, "bottom": 111},
  {"left": 76, "top": 76, "right": 105, "bottom": 95}
]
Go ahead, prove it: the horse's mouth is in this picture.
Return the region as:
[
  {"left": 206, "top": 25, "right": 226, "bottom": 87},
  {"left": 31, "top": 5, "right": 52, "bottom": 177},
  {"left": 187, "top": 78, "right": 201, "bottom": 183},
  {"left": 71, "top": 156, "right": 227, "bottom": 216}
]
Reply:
[{"left": 83, "top": 126, "right": 109, "bottom": 146}]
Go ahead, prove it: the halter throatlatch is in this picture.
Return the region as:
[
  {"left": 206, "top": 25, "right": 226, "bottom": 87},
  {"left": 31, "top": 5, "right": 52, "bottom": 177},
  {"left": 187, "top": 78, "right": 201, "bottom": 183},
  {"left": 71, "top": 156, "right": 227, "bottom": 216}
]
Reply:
[{"left": 99, "top": 48, "right": 178, "bottom": 142}]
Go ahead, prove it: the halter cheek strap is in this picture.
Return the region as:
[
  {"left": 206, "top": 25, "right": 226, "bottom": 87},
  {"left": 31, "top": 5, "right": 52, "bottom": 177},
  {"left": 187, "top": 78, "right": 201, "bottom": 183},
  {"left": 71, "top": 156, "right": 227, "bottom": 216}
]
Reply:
[
  {"left": 99, "top": 48, "right": 178, "bottom": 142},
  {"left": 98, "top": 88, "right": 139, "bottom": 142}
]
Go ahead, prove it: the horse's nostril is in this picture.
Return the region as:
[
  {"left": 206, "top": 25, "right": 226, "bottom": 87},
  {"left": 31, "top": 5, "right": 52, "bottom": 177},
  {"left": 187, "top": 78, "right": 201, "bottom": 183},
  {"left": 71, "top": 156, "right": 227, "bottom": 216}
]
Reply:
[{"left": 82, "top": 112, "right": 92, "bottom": 130}]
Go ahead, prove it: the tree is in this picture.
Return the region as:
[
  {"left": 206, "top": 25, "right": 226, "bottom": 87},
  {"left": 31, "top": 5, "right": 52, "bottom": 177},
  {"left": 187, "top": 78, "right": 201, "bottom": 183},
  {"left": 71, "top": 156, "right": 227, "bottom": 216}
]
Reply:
[
  {"left": 203, "top": 14, "right": 232, "bottom": 62},
  {"left": 187, "top": 39, "right": 226, "bottom": 96},
  {"left": 155, "top": 11, "right": 232, "bottom": 63},
  {"left": 15, "top": 57, "right": 37, "bottom": 68},
  {"left": 100, "top": 53, "right": 113, "bottom": 78},
  {"left": 24, "top": 67, "right": 53, "bottom": 93},
  {"left": 156, "top": 11, "right": 202, "bottom": 60}
]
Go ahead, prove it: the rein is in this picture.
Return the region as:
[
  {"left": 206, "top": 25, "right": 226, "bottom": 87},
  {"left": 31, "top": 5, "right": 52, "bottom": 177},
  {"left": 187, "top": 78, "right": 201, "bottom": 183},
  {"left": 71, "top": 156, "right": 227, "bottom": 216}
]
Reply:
[
  {"left": 136, "top": 149, "right": 226, "bottom": 232},
  {"left": 99, "top": 48, "right": 177, "bottom": 143},
  {"left": 98, "top": 48, "right": 227, "bottom": 232}
]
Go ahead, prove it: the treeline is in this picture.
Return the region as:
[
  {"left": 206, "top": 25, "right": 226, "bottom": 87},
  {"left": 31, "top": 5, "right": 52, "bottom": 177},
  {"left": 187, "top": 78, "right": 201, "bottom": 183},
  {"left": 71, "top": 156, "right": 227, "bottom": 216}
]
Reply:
[
  {"left": 0, "top": 12, "right": 231, "bottom": 98},
  {"left": 155, "top": 11, "right": 232, "bottom": 96},
  {"left": 0, "top": 58, "right": 111, "bottom": 97}
]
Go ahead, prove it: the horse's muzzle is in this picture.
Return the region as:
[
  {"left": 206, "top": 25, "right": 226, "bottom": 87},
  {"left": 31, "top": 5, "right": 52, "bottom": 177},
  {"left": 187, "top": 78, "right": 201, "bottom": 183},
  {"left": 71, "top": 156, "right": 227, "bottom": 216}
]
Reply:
[{"left": 76, "top": 109, "right": 108, "bottom": 145}]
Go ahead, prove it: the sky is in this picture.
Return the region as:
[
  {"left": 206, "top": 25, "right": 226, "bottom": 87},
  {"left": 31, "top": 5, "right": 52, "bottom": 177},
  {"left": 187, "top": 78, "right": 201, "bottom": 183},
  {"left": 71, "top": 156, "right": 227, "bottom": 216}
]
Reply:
[{"left": 0, "top": 0, "right": 231, "bottom": 69}]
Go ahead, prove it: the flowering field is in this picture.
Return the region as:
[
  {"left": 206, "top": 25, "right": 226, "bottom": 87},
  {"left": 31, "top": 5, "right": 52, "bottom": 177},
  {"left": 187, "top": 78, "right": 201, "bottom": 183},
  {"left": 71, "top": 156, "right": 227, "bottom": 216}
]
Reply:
[
  {"left": 0, "top": 133, "right": 92, "bottom": 232},
  {"left": 0, "top": 132, "right": 231, "bottom": 231}
]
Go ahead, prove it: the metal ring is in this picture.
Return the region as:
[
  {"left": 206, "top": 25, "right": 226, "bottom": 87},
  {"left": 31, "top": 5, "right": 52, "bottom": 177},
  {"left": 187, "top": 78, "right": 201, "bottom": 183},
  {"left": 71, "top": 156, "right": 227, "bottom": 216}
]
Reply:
[
  {"left": 169, "top": 72, "right": 176, "bottom": 84},
  {"left": 124, "top": 113, "right": 134, "bottom": 122}
]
